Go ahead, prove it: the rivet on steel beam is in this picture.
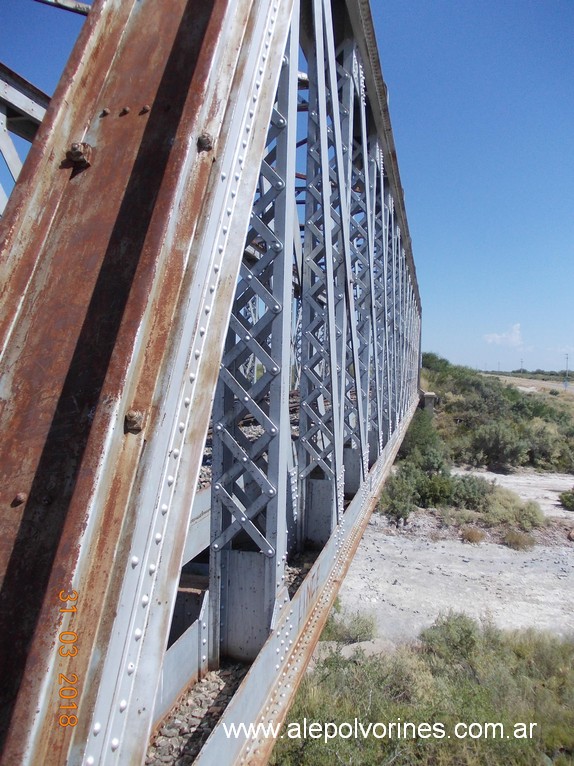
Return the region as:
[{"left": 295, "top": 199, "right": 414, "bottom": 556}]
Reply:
[
  {"left": 93, "top": 723, "right": 101, "bottom": 735},
  {"left": 197, "top": 132, "right": 214, "bottom": 152},
  {"left": 111, "top": 738, "right": 120, "bottom": 751},
  {"left": 140, "top": 104, "right": 151, "bottom": 114},
  {"left": 120, "top": 106, "right": 130, "bottom": 116},
  {"left": 66, "top": 142, "right": 92, "bottom": 169},
  {"left": 11, "top": 492, "right": 27, "bottom": 507},
  {"left": 125, "top": 409, "right": 144, "bottom": 433},
  {"left": 100, "top": 108, "right": 110, "bottom": 117}
]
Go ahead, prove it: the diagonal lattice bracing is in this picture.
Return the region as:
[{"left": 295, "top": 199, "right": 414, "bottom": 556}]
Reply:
[{"left": 0, "top": 0, "right": 421, "bottom": 762}]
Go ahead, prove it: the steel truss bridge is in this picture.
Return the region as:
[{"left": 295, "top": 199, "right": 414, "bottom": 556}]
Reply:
[{"left": 0, "top": 0, "right": 421, "bottom": 763}]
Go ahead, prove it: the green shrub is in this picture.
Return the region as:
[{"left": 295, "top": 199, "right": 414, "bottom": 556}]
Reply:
[
  {"left": 421, "top": 351, "right": 450, "bottom": 372},
  {"left": 523, "top": 419, "right": 563, "bottom": 469},
  {"left": 321, "top": 608, "right": 376, "bottom": 644},
  {"left": 481, "top": 488, "right": 543, "bottom": 530},
  {"left": 422, "top": 355, "right": 574, "bottom": 472},
  {"left": 416, "top": 471, "right": 455, "bottom": 507},
  {"left": 559, "top": 489, "right": 574, "bottom": 511},
  {"left": 273, "top": 614, "right": 574, "bottom": 766},
  {"left": 379, "top": 473, "right": 418, "bottom": 524},
  {"left": 471, "top": 422, "right": 528, "bottom": 470},
  {"left": 519, "top": 500, "right": 546, "bottom": 531},
  {"left": 399, "top": 410, "right": 449, "bottom": 472},
  {"left": 450, "top": 474, "right": 494, "bottom": 511},
  {"left": 421, "top": 612, "right": 480, "bottom": 665}
]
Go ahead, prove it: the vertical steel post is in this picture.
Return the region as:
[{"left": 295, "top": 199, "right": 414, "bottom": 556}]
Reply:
[{"left": 209, "top": 9, "right": 300, "bottom": 662}]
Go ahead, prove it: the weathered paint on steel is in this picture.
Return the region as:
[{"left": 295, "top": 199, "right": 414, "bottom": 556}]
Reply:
[
  {"left": 0, "top": 0, "right": 243, "bottom": 760},
  {"left": 0, "top": 0, "right": 421, "bottom": 763}
]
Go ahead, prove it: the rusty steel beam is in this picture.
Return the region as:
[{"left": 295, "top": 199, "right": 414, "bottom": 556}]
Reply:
[
  {"left": 0, "top": 0, "right": 422, "bottom": 763},
  {"left": 0, "top": 0, "right": 294, "bottom": 763}
]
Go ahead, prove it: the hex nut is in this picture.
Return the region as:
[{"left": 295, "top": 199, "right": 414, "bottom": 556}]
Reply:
[
  {"left": 66, "top": 142, "right": 92, "bottom": 168},
  {"left": 197, "top": 132, "right": 214, "bottom": 152},
  {"left": 125, "top": 409, "right": 145, "bottom": 434}
]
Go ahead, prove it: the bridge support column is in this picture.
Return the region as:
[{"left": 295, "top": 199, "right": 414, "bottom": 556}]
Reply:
[{"left": 209, "top": 13, "right": 299, "bottom": 665}]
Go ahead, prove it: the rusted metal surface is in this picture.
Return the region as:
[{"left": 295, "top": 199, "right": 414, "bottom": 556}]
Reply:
[
  {"left": 0, "top": 0, "right": 293, "bottom": 761},
  {"left": 0, "top": 0, "right": 420, "bottom": 762}
]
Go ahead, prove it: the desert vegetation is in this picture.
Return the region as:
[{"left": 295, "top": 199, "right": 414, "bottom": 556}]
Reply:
[
  {"left": 379, "top": 354, "right": 574, "bottom": 533},
  {"left": 380, "top": 409, "right": 546, "bottom": 536},
  {"left": 559, "top": 488, "right": 574, "bottom": 512},
  {"left": 271, "top": 356, "right": 574, "bottom": 766},
  {"left": 271, "top": 612, "right": 574, "bottom": 766},
  {"left": 422, "top": 353, "right": 574, "bottom": 472}
]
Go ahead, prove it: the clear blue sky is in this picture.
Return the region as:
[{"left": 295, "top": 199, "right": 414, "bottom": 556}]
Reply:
[{"left": 1, "top": 0, "right": 572, "bottom": 372}]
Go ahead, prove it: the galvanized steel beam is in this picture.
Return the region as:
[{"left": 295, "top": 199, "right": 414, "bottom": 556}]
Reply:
[
  {"left": 0, "top": 63, "right": 49, "bottom": 213},
  {"left": 33, "top": 0, "right": 91, "bottom": 15},
  {"left": 0, "top": 0, "right": 421, "bottom": 763}
]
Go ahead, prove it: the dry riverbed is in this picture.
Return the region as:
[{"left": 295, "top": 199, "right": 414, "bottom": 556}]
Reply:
[{"left": 338, "top": 468, "right": 574, "bottom": 647}]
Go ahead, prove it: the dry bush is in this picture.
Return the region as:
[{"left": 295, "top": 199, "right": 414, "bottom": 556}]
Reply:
[
  {"left": 503, "top": 529, "right": 535, "bottom": 551},
  {"left": 460, "top": 526, "right": 485, "bottom": 544}
]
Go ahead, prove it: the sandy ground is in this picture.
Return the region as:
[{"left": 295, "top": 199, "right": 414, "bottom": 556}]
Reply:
[
  {"left": 487, "top": 374, "right": 574, "bottom": 398},
  {"left": 338, "top": 468, "right": 574, "bottom": 647},
  {"left": 452, "top": 467, "right": 574, "bottom": 520}
]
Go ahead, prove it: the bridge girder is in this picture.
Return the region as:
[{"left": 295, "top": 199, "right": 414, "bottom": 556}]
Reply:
[{"left": 0, "top": 1, "right": 421, "bottom": 764}]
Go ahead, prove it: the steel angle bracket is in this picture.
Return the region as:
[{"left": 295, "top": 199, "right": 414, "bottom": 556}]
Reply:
[{"left": 0, "top": 0, "right": 295, "bottom": 763}]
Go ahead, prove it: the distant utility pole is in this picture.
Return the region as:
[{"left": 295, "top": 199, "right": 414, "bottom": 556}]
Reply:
[{"left": 565, "top": 354, "right": 569, "bottom": 389}]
